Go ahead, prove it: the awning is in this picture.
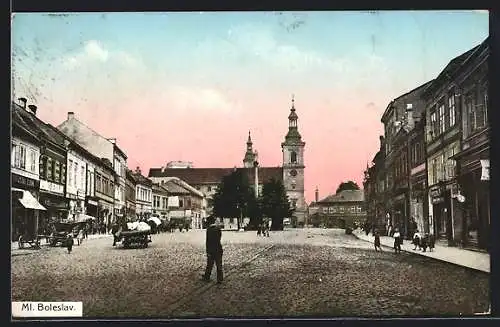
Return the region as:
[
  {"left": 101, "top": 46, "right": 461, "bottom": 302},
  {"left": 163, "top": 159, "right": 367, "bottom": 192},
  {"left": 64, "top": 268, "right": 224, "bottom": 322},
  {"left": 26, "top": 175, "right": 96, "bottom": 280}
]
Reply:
[{"left": 12, "top": 188, "right": 47, "bottom": 211}]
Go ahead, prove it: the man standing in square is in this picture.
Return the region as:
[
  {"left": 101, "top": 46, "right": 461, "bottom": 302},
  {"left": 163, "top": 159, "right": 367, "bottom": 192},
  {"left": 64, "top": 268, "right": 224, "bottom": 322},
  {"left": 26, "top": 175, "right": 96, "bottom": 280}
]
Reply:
[{"left": 202, "top": 216, "right": 223, "bottom": 284}]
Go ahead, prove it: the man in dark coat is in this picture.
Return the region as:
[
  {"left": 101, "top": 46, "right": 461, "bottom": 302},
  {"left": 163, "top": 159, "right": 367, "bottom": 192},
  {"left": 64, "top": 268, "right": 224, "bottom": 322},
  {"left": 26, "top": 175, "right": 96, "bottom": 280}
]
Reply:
[{"left": 202, "top": 216, "right": 223, "bottom": 284}]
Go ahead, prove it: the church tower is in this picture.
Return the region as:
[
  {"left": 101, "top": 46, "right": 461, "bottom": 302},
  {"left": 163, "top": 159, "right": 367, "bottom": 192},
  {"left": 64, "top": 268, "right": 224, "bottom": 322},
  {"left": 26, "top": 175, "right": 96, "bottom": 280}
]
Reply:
[
  {"left": 243, "top": 131, "right": 257, "bottom": 168},
  {"left": 281, "top": 95, "right": 306, "bottom": 223}
]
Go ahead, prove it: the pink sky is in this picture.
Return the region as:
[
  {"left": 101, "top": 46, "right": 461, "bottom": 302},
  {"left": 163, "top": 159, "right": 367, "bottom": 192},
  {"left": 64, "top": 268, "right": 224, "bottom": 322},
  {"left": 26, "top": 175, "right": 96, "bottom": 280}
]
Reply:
[{"left": 11, "top": 12, "right": 489, "bottom": 203}]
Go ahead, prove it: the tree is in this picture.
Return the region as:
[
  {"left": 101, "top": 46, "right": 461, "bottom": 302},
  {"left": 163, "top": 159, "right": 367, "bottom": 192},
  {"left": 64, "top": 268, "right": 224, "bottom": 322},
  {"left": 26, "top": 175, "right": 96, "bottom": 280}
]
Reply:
[
  {"left": 259, "top": 178, "right": 293, "bottom": 231},
  {"left": 211, "top": 169, "right": 254, "bottom": 230},
  {"left": 335, "top": 180, "right": 360, "bottom": 194}
]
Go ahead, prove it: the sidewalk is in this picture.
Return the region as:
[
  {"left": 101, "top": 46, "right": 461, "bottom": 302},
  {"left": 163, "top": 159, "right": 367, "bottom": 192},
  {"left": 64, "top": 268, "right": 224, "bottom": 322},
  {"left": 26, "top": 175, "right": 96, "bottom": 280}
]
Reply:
[{"left": 352, "top": 229, "right": 490, "bottom": 273}]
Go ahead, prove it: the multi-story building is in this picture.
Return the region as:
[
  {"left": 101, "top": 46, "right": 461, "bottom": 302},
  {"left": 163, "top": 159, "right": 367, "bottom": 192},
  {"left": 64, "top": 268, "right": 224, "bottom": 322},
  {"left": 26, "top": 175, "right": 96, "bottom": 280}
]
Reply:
[
  {"left": 12, "top": 100, "right": 68, "bottom": 235},
  {"left": 450, "top": 38, "right": 489, "bottom": 251},
  {"left": 422, "top": 45, "right": 481, "bottom": 246},
  {"left": 94, "top": 158, "right": 115, "bottom": 230},
  {"left": 57, "top": 111, "right": 129, "bottom": 225},
  {"left": 151, "top": 183, "right": 169, "bottom": 220},
  {"left": 160, "top": 177, "right": 205, "bottom": 229},
  {"left": 132, "top": 167, "right": 153, "bottom": 220},
  {"left": 125, "top": 168, "right": 137, "bottom": 221},
  {"left": 308, "top": 190, "right": 366, "bottom": 228},
  {"left": 380, "top": 81, "right": 431, "bottom": 238},
  {"left": 11, "top": 99, "right": 45, "bottom": 240}
]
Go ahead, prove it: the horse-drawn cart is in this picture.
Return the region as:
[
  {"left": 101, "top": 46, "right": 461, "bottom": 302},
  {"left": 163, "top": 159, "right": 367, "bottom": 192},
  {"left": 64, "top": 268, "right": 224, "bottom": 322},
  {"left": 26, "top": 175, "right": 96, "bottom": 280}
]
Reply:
[
  {"left": 48, "top": 222, "right": 82, "bottom": 247},
  {"left": 119, "top": 230, "right": 152, "bottom": 248}
]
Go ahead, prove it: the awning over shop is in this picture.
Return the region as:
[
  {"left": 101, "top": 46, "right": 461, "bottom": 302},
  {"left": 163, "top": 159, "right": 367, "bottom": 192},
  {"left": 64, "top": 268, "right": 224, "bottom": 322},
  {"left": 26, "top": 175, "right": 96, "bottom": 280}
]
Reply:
[
  {"left": 12, "top": 188, "right": 47, "bottom": 211},
  {"left": 76, "top": 214, "right": 96, "bottom": 223}
]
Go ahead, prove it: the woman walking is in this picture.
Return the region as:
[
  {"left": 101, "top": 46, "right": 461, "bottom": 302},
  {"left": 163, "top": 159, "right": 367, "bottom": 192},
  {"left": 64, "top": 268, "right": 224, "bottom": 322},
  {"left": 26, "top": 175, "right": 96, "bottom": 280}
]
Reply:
[{"left": 374, "top": 230, "right": 382, "bottom": 252}]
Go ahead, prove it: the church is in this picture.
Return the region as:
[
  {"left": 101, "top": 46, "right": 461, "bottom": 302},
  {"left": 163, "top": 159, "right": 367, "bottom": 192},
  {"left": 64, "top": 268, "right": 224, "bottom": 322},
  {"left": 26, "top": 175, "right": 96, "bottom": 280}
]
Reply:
[{"left": 148, "top": 98, "right": 307, "bottom": 225}]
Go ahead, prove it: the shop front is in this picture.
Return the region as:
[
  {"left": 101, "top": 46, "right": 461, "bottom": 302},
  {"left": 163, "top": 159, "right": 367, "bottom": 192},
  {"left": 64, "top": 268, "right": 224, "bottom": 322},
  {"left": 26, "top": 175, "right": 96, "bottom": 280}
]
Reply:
[
  {"left": 39, "top": 179, "right": 67, "bottom": 233},
  {"left": 11, "top": 173, "right": 45, "bottom": 240},
  {"left": 455, "top": 153, "right": 490, "bottom": 251},
  {"left": 429, "top": 183, "right": 453, "bottom": 244},
  {"left": 392, "top": 193, "right": 409, "bottom": 238},
  {"left": 97, "top": 200, "right": 113, "bottom": 233},
  {"left": 410, "top": 177, "right": 428, "bottom": 234}
]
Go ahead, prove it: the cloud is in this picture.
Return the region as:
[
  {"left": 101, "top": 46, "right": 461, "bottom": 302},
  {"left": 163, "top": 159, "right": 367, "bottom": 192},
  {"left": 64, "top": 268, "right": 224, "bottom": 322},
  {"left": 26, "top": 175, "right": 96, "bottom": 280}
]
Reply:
[
  {"left": 166, "top": 86, "right": 242, "bottom": 113},
  {"left": 63, "top": 40, "right": 140, "bottom": 70}
]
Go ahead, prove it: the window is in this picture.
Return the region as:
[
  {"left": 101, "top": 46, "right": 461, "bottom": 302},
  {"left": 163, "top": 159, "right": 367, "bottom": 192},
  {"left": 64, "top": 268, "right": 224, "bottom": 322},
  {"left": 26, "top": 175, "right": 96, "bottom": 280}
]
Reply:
[
  {"left": 179, "top": 199, "right": 184, "bottom": 208},
  {"left": 54, "top": 161, "right": 61, "bottom": 183},
  {"left": 73, "top": 163, "right": 78, "bottom": 188},
  {"left": 350, "top": 206, "right": 356, "bottom": 213},
  {"left": 39, "top": 156, "right": 46, "bottom": 178},
  {"left": 46, "top": 158, "right": 53, "bottom": 180},
  {"left": 466, "top": 87, "right": 488, "bottom": 136},
  {"left": 68, "top": 160, "right": 73, "bottom": 186},
  {"left": 162, "top": 197, "right": 167, "bottom": 209},
  {"left": 29, "top": 150, "right": 36, "bottom": 173},
  {"left": 81, "top": 165, "right": 85, "bottom": 190},
  {"left": 339, "top": 206, "right": 345, "bottom": 213},
  {"left": 13, "top": 145, "right": 27, "bottom": 170},
  {"left": 430, "top": 111, "right": 437, "bottom": 139},
  {"left": 328, "top": 207, "right": 334, "bottom": 213},
  {"left": 448, "top": 94, "right": 456, "bottom": 127},
  {"left": 61, "top": 164, "right": 66, "bottom": 185},
  {"left": 356, "top": 206, "right": 362, "bottom": 213},
  {"left": 290, "top": 151, "right": 297, "bottom": 164},
  {"left": 96, "top": 174, "right": 102, "bottom": 193},
  {"left": 438, "top": 103, "right": 445, "bottom": 134}
]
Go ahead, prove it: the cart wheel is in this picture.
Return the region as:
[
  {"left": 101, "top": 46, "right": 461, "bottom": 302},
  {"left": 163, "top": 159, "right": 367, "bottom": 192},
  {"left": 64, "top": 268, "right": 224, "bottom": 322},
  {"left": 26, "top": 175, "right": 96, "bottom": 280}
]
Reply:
[{"left": 18, "top": 236, "right": 24, "bottom": 249}]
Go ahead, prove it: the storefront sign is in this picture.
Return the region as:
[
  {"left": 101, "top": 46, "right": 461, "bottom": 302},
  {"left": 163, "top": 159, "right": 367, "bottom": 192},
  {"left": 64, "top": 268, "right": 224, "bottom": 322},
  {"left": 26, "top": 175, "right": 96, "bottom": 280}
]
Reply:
[
  {"left": 480, "top": 160, "right": 489, "bottom": 181},
  {"left": 41, "top": 197, "right": 68, "bottom": 210},
  {"left": 87, "top": 200, "right": 98, "bottom": 206},
  {"left": 40, "top": 180, "right": 64, "bottom": 195},
  {"left": 12, "top": 173, "right": 39, "bottom": 189},
  {"left": 430, "top": 187, "right": 442, "bottom": 199}
]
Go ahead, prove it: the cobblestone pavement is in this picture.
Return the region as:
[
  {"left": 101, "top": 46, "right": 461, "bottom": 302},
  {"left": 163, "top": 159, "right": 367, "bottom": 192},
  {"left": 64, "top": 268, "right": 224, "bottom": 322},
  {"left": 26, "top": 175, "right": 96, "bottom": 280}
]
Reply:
[{"left": 11, "top": 228, "right": 489, "bottom": 317}]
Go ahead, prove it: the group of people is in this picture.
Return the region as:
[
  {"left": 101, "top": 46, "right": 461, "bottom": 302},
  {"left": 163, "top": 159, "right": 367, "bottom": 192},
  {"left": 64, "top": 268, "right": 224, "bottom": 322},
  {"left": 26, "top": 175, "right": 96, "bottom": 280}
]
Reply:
[
  {"left": 372, "top": 226, "right": 436, "bottom": 254},
  {"left": 257, "top": 219, "right": 271, "bottom": 237}
]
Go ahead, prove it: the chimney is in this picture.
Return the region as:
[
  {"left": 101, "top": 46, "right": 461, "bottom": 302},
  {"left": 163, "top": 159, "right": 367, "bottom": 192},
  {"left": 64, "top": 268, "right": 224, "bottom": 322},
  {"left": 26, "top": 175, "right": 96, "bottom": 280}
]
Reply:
[
  {"left": 18, "top": 97, "right": 27, "bottom": 109},
  {"left": 68, "top": 112, "right": 75, "bottom": 120},
  {"left": 108, "top": 138, "right": 116, "bottom": 144},
  {"left": 315, "top": 186, "right": 319, "bottom": 203},
  {"left": 28, "top": 104, "right": 37, "bottom": 115},
  {"left": 135, "top": 166, "right": 141, "bottom": 175}
]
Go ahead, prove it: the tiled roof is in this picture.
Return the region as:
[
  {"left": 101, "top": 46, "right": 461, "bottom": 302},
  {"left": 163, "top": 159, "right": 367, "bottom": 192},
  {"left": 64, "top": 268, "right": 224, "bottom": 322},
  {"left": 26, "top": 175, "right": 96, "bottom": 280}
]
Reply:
[
  {"left": 148, "top": 167, "right": 283, "bottom": 185},
  {"left": 162, "top": 179, "right": 190, "bottom": 195},
  {"left": 319, "top": 190, "right": 365, "bottom": 203},
  {"left": 132, "top": 172, "right": 153, "bottom": 186},
  {"left": 152, "top": 183, "right": 169, "bottom": 195}
]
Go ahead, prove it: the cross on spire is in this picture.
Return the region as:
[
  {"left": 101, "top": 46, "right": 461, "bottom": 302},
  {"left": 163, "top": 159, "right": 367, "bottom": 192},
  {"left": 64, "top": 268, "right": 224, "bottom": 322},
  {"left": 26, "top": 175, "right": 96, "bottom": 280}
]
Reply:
[{"left": 291, "top": 94, "right": 295, "bottom": 109}]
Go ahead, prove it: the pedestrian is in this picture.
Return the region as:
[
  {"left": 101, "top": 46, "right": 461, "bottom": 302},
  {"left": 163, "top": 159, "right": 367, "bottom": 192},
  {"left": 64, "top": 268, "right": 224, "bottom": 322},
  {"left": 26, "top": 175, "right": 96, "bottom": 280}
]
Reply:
[
  {"left": 66, "top": 233, "right": 74, "bottom": 254},
  {"left": 393, "top": 228, "right": 402, "bottom": 254},
  {"left": 202, "top": 216, "right": 224, "bottom": 284},
  {"left": 420, "top": 233, "right": 429, "bottom": 252},
  {"left": 387, "top": 223, "right": 394, "bottom": 237},
  {"left": 76, "top": 229, "right": 85, "bottom": 246},
  {"left": 374, "top": 230, "right": 382, "bottom": 252},
  {"left": 412, "top": 230, "right": 422, "bottom": 250},
  {"left": 257, "top": 223, "right": 262, "bottom": 236},
  {"left": 428, "top": 234, "right": 435, "bottom": 252},
  {"left": 112, "top": 223, "right": 119, "bottom": 246},
  {"left": 267, "top": 219, "right": 271, "bottom": 236}
]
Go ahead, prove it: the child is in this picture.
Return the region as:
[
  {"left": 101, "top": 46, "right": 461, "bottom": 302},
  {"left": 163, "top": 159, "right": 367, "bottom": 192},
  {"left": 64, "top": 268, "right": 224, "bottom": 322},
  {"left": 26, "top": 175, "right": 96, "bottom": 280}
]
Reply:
[
  {"left": 393, "top": 228, "right": 402, "bottom": 254},
  {"left": 428, "top": 234, "right": 435, "bottom": 252},
  {"left": 374, "top": 230, "right": 382, "bottom": 252},
  {"left": 420, "top": 233, "right": 428, "bottom": 252},
  {"left": 66, "top": 234, "right": 74, "bottom": 254},
  {"left": 412, "top": 230, "right": 422, "bottom": 250}
]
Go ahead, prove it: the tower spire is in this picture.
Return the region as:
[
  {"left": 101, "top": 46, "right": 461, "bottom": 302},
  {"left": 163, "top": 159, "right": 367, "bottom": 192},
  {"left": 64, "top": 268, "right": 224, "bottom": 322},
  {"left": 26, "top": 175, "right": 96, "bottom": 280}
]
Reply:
[
  {"left": 291, "top": 94, "right": 295, "bottom": 110},
  {"left": 247, "top": 130, "right": 252, "bottom": 144}
]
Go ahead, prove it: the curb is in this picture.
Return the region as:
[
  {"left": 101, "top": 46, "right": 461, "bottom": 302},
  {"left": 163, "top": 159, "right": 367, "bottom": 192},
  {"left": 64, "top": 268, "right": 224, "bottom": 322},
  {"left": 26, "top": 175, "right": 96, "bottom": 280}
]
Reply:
[{"left": 352, "top": 231, "right": 489, "bottom": 274}]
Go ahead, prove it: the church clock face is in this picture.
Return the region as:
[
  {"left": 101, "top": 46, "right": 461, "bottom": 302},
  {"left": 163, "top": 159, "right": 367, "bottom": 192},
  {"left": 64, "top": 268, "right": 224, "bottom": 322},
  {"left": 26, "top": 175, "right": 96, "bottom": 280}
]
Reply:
[{"left": 289, "top": 169, "right": 297, "bottom": 177}]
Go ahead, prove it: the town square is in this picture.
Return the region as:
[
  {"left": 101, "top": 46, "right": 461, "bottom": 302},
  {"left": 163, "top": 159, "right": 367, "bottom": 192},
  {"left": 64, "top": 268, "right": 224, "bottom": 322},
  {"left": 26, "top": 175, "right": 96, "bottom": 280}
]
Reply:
[{"left": 11, "top": 11, "right": 491, "bottom": 318}]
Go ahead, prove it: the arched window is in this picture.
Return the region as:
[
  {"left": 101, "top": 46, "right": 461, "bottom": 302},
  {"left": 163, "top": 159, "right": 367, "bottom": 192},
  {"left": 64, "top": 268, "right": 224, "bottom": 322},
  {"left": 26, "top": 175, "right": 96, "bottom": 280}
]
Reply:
[{"left": 290, "top": 151, "right": 297, "bottom": 164}]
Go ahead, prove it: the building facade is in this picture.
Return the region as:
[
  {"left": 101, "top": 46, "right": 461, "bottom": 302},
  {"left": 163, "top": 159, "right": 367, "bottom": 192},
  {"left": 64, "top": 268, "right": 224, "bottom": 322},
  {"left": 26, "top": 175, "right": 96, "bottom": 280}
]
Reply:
[
  {"left": 57, "top": 111, "right": 129, "bottom": 225},
  {"left": 94, "top": 158, "right": 115, "bottom": 229},
  {"left": 152, "top": 183, "right": 169, "bottom": 220},
  {"left": 125, "top": 168, "right": 137, "bottom": 221},
  {"left": 11, "top": 99, "right": 45, "bottom": 240},
  {"left": 132, "top": 167, "right": 153, "bottom": 220},
  {"left": 380, "top": 81, "right": 431, "bottom": 238},
  {"left": 308, "top": 190, "right": 366, "bottom": 229},
  {"left": 450, "top": 38, "right": 489, "bottom": 251},
  {"left": 421, "top": 46, "right": 481, "bottom": 246}
]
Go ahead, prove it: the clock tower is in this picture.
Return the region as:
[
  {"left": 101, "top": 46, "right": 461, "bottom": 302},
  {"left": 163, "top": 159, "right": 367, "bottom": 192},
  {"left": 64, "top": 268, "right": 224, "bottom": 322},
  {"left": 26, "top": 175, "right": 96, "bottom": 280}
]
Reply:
[{"left": 281, "top": 95, "right": 306, "bottom": 223}]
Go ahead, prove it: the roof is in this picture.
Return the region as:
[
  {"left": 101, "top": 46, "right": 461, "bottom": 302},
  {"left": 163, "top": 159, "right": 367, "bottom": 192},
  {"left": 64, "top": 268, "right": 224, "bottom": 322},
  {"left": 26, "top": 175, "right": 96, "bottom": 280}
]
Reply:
[
  {"left": 318, "top": 190, "right": 365, "bottom": 203},
  {"left": 148, "top": 167, "right": 283, "bottom": 185},
  {"left": 162, "top": 179, "right": 190, "bottom": 195},
  {"left": 131, "top": 171, "right": 153, "bottom": 187},
  {"left": 422, "top": 41, "right": 485, "bottom": 97},
  {"left": 152, "top": 183, "right": 169, "bottom": 195}
]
